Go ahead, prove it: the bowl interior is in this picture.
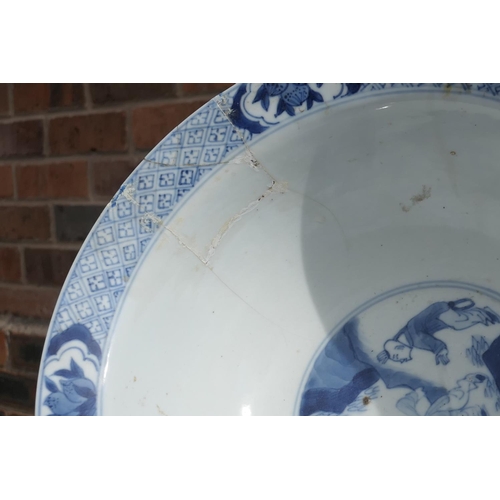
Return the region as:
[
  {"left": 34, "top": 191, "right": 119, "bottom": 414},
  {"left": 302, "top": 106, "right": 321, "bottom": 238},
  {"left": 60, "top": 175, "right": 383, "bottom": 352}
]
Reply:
[{"left": 101, "top": 91, "right": 500, "bottom": 415}]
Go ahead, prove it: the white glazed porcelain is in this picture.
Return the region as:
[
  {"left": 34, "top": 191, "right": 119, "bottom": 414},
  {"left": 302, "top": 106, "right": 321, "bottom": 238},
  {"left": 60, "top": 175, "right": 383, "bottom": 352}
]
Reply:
[{"left": 36, "top": 84, "right": 500, "bottom": 415}]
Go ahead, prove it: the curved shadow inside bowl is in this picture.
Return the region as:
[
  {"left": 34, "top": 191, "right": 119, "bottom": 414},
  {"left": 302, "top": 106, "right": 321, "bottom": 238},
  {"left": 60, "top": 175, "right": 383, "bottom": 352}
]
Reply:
[{"left": 299, "top": 92, "right": 500, "bottom": 415}]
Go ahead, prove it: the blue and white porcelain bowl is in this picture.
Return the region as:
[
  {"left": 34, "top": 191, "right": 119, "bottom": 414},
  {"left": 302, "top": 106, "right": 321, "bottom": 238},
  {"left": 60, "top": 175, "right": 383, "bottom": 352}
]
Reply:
[{"left": 36, "top": 84, "right": 500, "bottom": 415}]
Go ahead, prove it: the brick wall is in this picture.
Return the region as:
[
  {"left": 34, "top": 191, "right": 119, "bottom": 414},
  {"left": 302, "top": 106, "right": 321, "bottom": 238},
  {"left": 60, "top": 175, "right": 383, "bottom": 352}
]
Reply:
[{"left": 0, "top": 83, "right": 232, "bottom": 415}]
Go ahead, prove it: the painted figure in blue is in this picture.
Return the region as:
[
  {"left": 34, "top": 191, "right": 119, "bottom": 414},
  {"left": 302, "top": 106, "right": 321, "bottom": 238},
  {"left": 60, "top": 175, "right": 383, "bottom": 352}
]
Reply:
[
  {"left": 377, "top": 299, "right": 500, "bottom": 366},
  {"left": 300, "top": 299, "right": 500, "bottom": 416},
  {"left": 396, "top": 374, "right": 488, "bottom": 416}
]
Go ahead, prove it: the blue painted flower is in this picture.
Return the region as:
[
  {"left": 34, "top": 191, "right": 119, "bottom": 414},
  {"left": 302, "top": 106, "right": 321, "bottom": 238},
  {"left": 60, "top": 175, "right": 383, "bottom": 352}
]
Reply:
[
  {"left": 44, "top": 359, "right": 96, "bottom": 416},
  {"left": 253, "top": 83, "right": 324, "bottom": 117},
  {"left": 283, "top": 84, "right": 310, "bottom": 106},
  {"left": 264, "top": 83, "right": 288, "bottom": 96},
  {"left": 346, "top": 83, "right": 362, "bottom": 95}
]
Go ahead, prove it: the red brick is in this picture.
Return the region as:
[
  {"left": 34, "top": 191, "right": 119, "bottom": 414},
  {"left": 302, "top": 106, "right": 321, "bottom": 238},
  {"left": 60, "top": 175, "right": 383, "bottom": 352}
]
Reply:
[
  {"left": 0, "top": 247, "right": 21, "bottom": 283},
  {"left": 13, "top": 83, "right": 84, "bottom": 114},
  {"left": 25, "top": 247, "right": 77, "bottom": 286},
  {"left": 182, "top": 83, "right": 232, "bottom": 96},
  {"left": 0, "top": 371, "right": 37, "bottom": 408},
  {"left": 0, "top": 330, "right": 8, "bottom": 367},
  {"left": 91, "top": 159, "right": 136, "bottom": 198},
  {"left": 5, "top": 408, "right": 33, "bottom": 416},
  {"left": 0, "top": 206, "right": 51, "bottom": 242},
  {"left": 90, "top": 83, "right": 176, "bottom": 105},
  {"left": 133, "top": 100, "right": 207, "bottom": 150},
  {"left": 0, "top": 84, "right": 9, "bottom": 116},
  {"left": 49, "top": 112, "right": 127, "bottom": 155},
  {"left": 0, "top": 120, "right": 43, "bottom": 158},
  {"left": 17, "top": 162, "right": 88, "bottom": 200},
  {"left": 13, "top": 84, "right": 49, "bottom": 114},
  {"left": 0, "top": 165, "right": 13, "bottom": 198},
  {"left": 54, "top": 205, "right": 104, "bottom": 242},
  {"left": 0, "top": 285, "right": 59, "bottom": 319},
  {"left": 9, "top": 331, "right": 45, "bottom": 373},
  {"left": 0, "top": 404, "right": 33, "bottom": 416}
]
